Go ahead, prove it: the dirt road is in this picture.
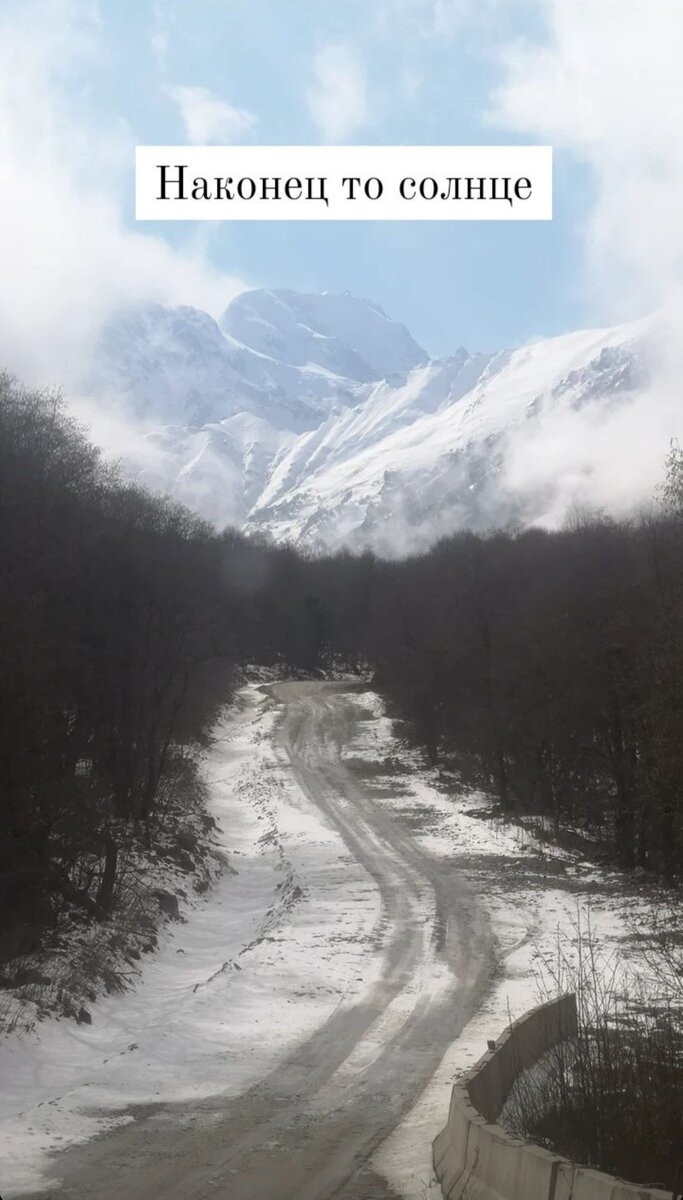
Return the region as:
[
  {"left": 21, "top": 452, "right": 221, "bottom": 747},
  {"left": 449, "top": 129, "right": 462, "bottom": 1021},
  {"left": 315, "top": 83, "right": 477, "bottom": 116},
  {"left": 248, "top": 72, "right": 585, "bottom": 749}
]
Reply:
[{"left": 30, "top": 682, "right": 493, "bottom": 1200}]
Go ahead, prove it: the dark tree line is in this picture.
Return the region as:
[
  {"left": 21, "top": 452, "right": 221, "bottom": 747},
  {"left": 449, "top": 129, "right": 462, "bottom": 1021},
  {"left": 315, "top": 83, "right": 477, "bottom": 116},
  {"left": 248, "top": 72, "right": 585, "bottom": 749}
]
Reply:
[
  {"left": 0, "top": 376, "right": 319, "bottom": 963},
  {"left": 2, "top": 372, "right": 681, "bottom": 970},
  {"left": 280, "top": 452, "right": 683, "bottom": 880},
  {"left": 364, "top": 515, "right": 683, "bottom": 876}
]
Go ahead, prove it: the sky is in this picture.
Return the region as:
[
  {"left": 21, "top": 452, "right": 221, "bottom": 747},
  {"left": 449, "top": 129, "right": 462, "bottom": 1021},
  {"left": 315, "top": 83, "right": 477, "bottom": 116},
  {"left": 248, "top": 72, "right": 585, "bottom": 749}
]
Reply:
[{"left": 0, "top": 0, "right": 682, "bottom": 388}]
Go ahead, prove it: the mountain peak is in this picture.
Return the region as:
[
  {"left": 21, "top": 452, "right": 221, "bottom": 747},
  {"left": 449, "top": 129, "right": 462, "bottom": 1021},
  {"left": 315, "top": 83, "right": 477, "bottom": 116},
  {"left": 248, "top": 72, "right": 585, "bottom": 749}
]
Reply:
[
  {"left": 220, "top": 288, "right": 428, "bottom": 383},
  {"left": 85, "top": 289, "right": 661, "bottom": 558}
]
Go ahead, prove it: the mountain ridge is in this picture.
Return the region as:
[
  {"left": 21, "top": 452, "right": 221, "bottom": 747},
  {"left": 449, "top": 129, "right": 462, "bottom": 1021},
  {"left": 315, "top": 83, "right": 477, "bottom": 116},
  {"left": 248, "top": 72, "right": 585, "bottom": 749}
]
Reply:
[{"left": 83, "top": 288, "right": 661, "bottom": 554}]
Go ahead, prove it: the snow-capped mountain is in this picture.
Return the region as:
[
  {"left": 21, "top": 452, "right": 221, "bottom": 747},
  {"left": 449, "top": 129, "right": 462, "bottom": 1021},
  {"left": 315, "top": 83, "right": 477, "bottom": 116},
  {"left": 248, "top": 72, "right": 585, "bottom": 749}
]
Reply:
[
  {"left": 220, "top": 289, "right": 429, "bottom": 388},
  {"left": 85, "top": 287, "right": 665, "bottom": 554},
  {"left": 89, "top": 289, "right": 426, "bottom": 432}
]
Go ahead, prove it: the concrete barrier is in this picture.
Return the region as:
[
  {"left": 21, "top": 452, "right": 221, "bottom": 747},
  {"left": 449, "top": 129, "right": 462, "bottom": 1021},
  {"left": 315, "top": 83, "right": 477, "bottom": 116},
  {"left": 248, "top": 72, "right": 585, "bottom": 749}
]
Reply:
[{"left": 432, "top": 995, "right": 670, "bottom": 1200}]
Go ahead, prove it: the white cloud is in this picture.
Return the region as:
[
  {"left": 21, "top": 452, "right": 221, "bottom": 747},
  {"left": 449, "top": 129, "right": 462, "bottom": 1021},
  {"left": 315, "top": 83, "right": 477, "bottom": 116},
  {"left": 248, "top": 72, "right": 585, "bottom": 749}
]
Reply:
[
  {"left": 491, "top": 0, "right": 683, "bottom": 317},
  {"left": 150, "top": 4, "right": 169, "bottom": 73},
  {"left": 502, "top": 359, "right": 683, "bottom": 527},
  {"left": 427, "top": 0, "right": 494, "bottom": 38},
  {"left": 399, "top": 66, "right": 423, "bottom": 102},
  {"left": 0, "top": 1, "right": 248, "bottom": 394},
  {"left": 306, "top": 42, "right": 370, "bottom": 142},
  {"left": 377, "top": 0, "right": 498, "bottom": 40},
  {"left": 166, "top": 84, "right": 256, "bottom": 144},
  {"left": 489, "top": 1, "right": 683, "bottom": 520}
]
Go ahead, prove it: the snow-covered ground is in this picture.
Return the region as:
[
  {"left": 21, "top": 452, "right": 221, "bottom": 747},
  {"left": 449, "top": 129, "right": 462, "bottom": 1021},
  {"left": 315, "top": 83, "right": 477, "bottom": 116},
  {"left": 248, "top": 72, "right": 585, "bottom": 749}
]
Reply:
[
  {"left": 0, "top": 686, "right": 381, "bottom": 1197},
  {"left": 0, "top": 683, "right": 657, "bottom": 1200},
  {"left": 337, "top": 692, "right": 655, "bottom": 1200}
]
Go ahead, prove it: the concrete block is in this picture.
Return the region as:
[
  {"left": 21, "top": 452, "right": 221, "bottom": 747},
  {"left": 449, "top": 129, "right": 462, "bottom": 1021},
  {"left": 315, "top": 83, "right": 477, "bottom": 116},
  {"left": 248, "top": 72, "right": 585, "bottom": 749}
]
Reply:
[
  {"left": 433, "top": 1124, "right": 453, "bottom": 1173},
  {"left": 555, "top": 1163, "right": 671, "bottom": 1200}
]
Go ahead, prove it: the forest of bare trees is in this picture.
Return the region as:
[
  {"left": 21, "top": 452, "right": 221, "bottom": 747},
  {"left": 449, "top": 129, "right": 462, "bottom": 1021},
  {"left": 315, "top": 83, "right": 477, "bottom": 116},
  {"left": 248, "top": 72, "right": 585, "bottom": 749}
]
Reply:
[
  {"left": 0, "top": 375, "right": 295, "bottom": 965},
  {"left": 1, "top": 374, "right": 681, "bottom": 974},
  {"left": 289, "top": 450, "right": 683, "bottom": 881}
]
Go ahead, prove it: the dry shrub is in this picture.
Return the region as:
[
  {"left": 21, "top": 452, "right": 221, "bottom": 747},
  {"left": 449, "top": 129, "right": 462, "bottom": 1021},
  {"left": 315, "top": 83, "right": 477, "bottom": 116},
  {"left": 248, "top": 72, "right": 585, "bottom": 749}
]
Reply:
[{"left": 504, "top": 912, "right": 683, "bottom": 1191}]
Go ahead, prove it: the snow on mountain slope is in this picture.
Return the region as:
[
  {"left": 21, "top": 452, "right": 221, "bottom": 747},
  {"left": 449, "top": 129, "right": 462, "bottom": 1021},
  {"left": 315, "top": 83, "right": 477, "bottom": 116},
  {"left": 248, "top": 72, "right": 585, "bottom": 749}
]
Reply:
[
  {"left": 254, "top": 350, "right": 494, "bottom": 513},
  {"left": 247, "top": 314, "right": 656, "bottom": 553},
  {"left": 90, "top": 289, "right": 427, "bottom": 433},
  {"left": 85, "top": 288, "right": 433, "bottom": 530},
  {"left": 81, "top": 289, "right": 664, "bottom": 554},
  {"left": 220, "top": 288, "right": 428, "bottom": 382},
  {"left": 87, "top": 304, "right": 266, "bottom": 428},
  {"left": 124, "top": 413, "right": 293, "bottom": 528}
]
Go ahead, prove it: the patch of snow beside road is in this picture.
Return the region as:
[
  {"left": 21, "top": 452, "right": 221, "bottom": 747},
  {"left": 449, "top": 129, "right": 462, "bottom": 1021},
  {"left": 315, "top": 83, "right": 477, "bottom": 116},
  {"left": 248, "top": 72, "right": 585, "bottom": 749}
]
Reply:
[
  {"left": 0, "top": 683, "right": 659, "bottom": 1200},
  {"left": 337, "top": 691, "right": 656, "bottom": 1200},
  {"left": 0, "top": 686, "right": 380, "bottom": 1198}
]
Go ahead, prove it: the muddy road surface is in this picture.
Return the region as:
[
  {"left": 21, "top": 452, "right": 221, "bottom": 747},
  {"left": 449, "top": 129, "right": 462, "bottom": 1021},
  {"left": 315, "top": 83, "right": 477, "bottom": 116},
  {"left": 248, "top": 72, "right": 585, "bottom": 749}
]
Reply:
[{"left": 29, "top": 682, "right": 493, "bottom": 1200}]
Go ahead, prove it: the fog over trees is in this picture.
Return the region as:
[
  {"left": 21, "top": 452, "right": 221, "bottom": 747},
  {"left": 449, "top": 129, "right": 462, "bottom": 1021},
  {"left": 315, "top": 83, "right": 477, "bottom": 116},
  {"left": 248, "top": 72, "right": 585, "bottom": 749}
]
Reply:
[
  {"left": 274, "top": 451, "right": 683, "bottom": 881},
  {"left": 0, "top": 375, "right": 286, "bottom": 961},
  {"left": 1, "top": 376, "right": 681, "bottom": 966}
]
